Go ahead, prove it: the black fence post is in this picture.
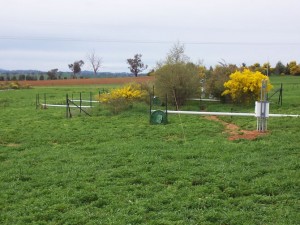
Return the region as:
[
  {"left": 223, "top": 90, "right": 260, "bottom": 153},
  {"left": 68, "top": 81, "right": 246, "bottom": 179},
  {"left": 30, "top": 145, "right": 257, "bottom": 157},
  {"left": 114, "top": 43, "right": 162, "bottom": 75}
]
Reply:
[
  {"left": 80, "top": 92, "right": 82, "bottom": 114},
  {"left": 279, "top": 83, "right": 283, "bottom": 106},
  {"left": 66, "top": 94, "right": 69, "bottom": 118},
  {"left": 149, "top": 94, "right": 152, "bottom": 124},
  {"left": 165, "top": 94, "right": 168, "bottom": 123},
  {"left": 36, "top": 94, "right": 40, "bottom": 109},
  {"left": 90, "top": 92, "right": 92, "bottom": 108},
  {"left": 44, "top": 93, "right": 46, "bottom": 106}
]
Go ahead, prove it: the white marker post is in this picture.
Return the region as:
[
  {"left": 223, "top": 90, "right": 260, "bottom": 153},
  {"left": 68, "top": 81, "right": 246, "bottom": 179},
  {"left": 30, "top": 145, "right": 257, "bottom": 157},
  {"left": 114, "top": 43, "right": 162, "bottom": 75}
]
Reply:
[{"left": 256, "top": 80, "right": 269, "bottom": 132}]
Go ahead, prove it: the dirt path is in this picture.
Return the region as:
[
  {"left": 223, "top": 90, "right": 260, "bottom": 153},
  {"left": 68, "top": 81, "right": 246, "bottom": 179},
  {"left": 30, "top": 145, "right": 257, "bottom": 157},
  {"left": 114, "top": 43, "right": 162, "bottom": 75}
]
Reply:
[{"left": 206, "top": 116, "right": 267, "bottom": 141}]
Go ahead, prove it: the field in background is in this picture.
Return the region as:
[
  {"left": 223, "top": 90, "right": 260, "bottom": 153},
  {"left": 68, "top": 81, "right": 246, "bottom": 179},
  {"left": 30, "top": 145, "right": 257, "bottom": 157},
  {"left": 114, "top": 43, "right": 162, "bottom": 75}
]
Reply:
[
  {"left": 0, "top": 76, "right": 299, "bottom": 224},
  {"left": 6, "top": 76, "right": 154, "bottom": 87}
]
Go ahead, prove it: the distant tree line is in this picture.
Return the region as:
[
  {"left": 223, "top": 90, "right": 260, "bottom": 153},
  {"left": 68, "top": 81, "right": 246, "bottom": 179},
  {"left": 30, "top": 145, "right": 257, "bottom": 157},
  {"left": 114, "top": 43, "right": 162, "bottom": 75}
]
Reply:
[
  {"left": 0, "top": 72, "right": 68, "bottom": 81},
  {"left": 1, "top": 52, "right": 300, "bottom": 82},
  {"left": 0, "top": 71, "right": 134, "bottom": 81}
]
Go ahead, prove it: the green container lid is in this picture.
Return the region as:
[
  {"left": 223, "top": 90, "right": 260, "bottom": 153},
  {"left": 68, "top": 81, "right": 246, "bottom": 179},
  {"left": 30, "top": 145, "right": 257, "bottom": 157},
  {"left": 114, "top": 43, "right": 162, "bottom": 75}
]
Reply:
[
  {"left": 150, "top": 110, "right": 167, "bottom": 125},
  {"left": 152, "top": 96, "right": 161, "bottom": 106}
]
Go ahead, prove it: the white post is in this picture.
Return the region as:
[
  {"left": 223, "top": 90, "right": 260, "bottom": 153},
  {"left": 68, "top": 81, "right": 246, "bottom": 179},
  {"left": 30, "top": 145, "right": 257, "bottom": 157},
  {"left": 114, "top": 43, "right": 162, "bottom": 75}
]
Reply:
[{"left": 256, "top": 80, "right": 268, "bottom": 132}]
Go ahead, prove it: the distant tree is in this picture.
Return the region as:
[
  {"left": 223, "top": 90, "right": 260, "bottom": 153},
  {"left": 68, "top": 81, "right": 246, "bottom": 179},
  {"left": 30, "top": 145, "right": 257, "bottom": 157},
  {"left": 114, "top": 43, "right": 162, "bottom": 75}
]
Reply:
[
  {"left": 274, "top": 61, "right": 286, "bottom": 75},
  {"left": 127, "top": 54, "right": 148, "bottom": 77},
  {"left": 47, "top": 69, "right": 58, "bottom": 80},
  {"left": 18, "top": 75, "right": 25, "bottom": 81},
  {"left": 87, "top": 51, "right": 102, "bottom": 77},
  {"left": 262, "top": 62, "right": 274, "bottom": 75},
  {"left": 249, "top": 62, "right": 263, "bottom": 73},
  {"left": 39, "top": 74, "right": 44, "bottom": 80},
  {"left": 58, "top": 72, "right": 63, "bottom": 79},
  {"left": 289, "top": 61, "right": 300, "bottom": 75},
  {"left": 285, "top": 63, "right": 290, "bottom": 75},
  {"left": 68, "top": 60, "right": 84, "bottom": 79},
  {"left": 146, "top": 69, "right": 155, "bottom": 76},
  {"left": 26, "top": 75, "right": 35, "bottom": 80}
]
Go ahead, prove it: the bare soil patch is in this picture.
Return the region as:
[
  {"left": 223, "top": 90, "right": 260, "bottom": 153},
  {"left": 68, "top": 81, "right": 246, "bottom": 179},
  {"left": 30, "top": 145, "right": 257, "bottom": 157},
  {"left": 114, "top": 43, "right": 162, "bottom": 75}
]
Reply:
[
  {"left": 206, "top": 115, "right": 267, "bottom": 141},
  {"left": 6, "top": 143, "right": 21, "bottom": 147},
  {"left": 12, "top": 76, "right": 154, "bottom": 87}
]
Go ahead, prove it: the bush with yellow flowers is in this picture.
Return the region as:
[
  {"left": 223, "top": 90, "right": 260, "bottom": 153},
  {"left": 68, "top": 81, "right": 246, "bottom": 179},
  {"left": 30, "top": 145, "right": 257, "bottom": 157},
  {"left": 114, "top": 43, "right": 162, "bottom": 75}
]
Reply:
[
  {"left": 97, "top": 83, "right": 147, "bottom": 113},
  {"left": 222, "top": 69, "right": 273, "bottom": 104},
  {"left": 0, "top": 81, "right": 31, "bottom": 90}
]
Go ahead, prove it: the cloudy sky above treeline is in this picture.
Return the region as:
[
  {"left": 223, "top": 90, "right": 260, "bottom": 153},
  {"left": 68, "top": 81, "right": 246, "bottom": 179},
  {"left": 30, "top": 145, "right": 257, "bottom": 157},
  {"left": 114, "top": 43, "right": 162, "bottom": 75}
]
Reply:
[{"left": 1, "top": 0, "right": 299, "bottom": 72}]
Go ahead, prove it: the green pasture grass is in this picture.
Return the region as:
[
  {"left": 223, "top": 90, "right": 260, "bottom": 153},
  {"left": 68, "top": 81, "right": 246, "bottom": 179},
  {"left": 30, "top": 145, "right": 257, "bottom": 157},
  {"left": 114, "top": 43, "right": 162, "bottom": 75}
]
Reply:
[{"left": 0, "top": 78, "right": 299, "bottom": 224}]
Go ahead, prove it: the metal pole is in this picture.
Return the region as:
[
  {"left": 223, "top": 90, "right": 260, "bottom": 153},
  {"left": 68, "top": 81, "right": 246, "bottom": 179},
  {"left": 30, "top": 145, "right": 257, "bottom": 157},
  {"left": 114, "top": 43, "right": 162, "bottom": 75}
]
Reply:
[
  {"left": 258, "top": 79, "right": 268, "bottom": 132},
  {"left": 90, "top": 92, "right": 92, "bottom": 108},
  {"left": 149, "top": 94, "right": 152, "bottom": 124},
  {"left": 35, "top": 94, "right": 37, "bottom": 109},
  {"left": 199, "top": 92, "right": 201, "bottom": 110},
  {"left": 66, "top": 94, "right": 69, "bottom": 118},
  {"left": 279, "top": 83, "right": 283, "bottom": 106},
  {"left": 165, "top": 94, "right": 168, "bottom": 123},
  {"left": 80, "top": 92, "right": 82, "bottom": 114}
]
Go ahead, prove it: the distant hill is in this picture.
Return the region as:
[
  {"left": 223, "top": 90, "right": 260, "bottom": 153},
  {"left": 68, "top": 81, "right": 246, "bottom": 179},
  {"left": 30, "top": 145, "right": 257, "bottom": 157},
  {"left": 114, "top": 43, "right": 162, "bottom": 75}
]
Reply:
[{"left": 0, "top": 69, "right": 43, "bottom": 74}]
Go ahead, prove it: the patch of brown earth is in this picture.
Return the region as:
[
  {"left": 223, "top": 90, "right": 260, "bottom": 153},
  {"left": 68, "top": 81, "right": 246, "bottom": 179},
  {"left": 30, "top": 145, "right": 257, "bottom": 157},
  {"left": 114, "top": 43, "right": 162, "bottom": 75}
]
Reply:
[
  {"left": 11, "top": 76, "right": 154, "bottom": 87},
  {"left": 206, "top": 116, "right": 267, "bottom": 141}
]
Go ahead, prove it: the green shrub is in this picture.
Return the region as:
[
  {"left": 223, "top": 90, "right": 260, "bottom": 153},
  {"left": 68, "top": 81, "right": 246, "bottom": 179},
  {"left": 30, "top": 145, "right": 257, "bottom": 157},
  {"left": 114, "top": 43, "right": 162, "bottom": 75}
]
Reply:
[{"left": 154, "top": 63, "right": 200, "bottom": 107}]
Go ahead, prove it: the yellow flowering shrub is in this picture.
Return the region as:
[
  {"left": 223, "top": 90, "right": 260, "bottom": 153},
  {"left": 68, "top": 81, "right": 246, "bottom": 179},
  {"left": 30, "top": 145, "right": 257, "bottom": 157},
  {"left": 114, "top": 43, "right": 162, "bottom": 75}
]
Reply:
[
  {"left": 222, "top": 69, "right": 273, "bottom": 104},
  {"left": 0, "top": 81, "right": 31, "bottom": 90},
  {"left": 9, "top": 81, "right": 21, "bottom": 89},
  {"left": 97, "top": 83, "right": 146, "bottom": 113}
]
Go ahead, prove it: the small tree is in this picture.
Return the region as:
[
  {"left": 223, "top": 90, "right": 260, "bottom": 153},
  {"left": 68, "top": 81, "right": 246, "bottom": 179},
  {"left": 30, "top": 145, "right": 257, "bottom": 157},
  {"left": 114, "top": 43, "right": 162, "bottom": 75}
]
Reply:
[
  {"left": 154, "top": 43, "right": 200, "bottom": 107},
  {"left": 205, "top": 63, "right": 238, "bottom": 99},
  {"left": 127, "top": 54, "right": 148, "bottom": 77},
  {"left": 68, "top": 60, "right": 84, "bottom": 79},
  {"left": 47, "top": 69, "right": 58, "bottom": 80},
  {"left": 274, "top": 61, "right": 286, "bottom": 75},
  {"left": 222, "top": 69, "right": 273, "bottom": 104},
  {"left": 87, "top": 51, "right": 102, "bottom": 77}
]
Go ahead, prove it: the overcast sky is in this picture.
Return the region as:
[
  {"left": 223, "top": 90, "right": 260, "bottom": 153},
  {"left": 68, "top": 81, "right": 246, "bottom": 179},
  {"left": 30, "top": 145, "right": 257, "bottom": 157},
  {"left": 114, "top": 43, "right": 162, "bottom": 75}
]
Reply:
[{"left": 1, "top": 0, "right": 300, "bottom": 72}]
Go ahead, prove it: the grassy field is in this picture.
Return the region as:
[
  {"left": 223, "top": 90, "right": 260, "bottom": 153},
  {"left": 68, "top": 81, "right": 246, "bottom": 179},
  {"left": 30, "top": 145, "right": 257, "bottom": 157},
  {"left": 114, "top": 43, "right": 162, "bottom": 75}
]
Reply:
[{"left": 0, "top": 76, "right": 299, "bottom": 224}]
